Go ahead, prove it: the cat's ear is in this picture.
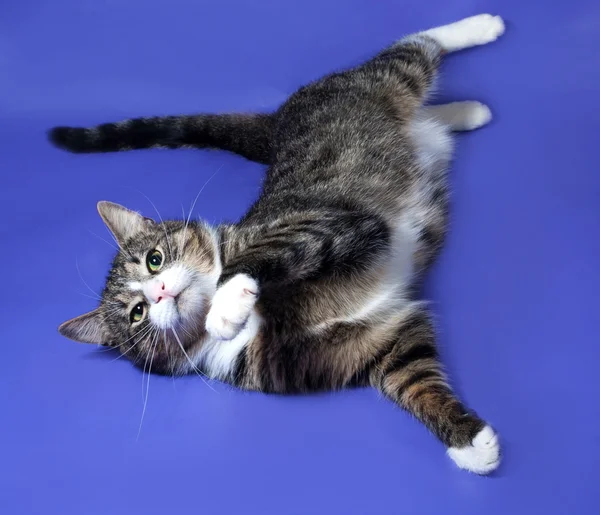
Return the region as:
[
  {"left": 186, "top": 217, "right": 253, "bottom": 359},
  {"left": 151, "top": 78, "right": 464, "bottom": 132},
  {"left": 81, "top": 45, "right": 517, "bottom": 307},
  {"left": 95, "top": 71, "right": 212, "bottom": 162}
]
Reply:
[
  {"left": 97, "top": 201, "right": 154, "bottom": 246},
  {"left": 58, "top": 308, "right": 108, "bottom": 345}
]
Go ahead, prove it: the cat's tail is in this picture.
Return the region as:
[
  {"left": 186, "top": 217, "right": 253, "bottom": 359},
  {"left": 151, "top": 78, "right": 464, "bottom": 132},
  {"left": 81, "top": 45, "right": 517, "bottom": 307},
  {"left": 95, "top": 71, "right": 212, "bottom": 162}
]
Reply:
[{"left": 48, "top": 113, "right": 273, "bottom": 164}]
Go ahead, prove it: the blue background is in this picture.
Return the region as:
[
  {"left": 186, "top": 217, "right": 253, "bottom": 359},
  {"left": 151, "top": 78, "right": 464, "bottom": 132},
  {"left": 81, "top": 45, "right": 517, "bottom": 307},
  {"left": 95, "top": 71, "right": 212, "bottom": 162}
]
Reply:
[{"left": 1, "top": 1, "right": 599, "bottom": 513}]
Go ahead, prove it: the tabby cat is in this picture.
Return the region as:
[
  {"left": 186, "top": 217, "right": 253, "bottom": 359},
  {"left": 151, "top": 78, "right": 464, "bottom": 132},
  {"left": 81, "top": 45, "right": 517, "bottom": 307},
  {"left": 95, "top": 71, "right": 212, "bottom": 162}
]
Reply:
[{"left": 52, "top": 14, "right": 505, "bottom": 474}]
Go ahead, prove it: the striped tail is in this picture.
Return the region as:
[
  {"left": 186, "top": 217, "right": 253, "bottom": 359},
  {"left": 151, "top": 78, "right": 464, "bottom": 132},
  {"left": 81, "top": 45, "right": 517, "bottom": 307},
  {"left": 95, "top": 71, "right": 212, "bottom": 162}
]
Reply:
[{"left": 48, "top": 112, "right": 274, "bottom": 164}]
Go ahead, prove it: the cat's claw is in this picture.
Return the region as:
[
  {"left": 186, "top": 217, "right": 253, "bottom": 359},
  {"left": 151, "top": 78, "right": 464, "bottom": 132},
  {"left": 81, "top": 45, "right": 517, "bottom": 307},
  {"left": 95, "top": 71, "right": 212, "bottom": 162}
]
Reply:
[{"left": 205, "top": 274, "right": 258, "bottom": 340}]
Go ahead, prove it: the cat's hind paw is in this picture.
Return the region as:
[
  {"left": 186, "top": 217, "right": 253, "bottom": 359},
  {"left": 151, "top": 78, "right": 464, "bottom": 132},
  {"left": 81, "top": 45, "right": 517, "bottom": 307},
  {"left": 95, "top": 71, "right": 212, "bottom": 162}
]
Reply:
[
  {"left": 457, "top": 14, "right": 505, "bottom": 47},
  {"left": 447, "top": 425, "right": 501, "bottom": 474},
  {"left": 423, "top": 14, "right": 505, "bottom": 53}
]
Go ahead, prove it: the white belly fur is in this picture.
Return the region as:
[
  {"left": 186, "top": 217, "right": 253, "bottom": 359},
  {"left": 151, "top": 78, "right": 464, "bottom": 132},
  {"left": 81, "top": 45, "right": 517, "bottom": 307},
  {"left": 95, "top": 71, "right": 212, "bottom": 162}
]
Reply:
[
  {"left": 318, "top": 219, "right": 419, "bottom": 328},
  {"left": 326, "top": 115, "right": 453, "bottom": 326}
]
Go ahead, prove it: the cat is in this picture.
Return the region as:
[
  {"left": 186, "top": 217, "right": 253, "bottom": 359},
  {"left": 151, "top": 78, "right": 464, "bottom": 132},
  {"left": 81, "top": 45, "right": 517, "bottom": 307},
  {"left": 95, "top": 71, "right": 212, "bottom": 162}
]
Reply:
[{"left": 51, "top": 14, "right": 505, "bottom": 474}]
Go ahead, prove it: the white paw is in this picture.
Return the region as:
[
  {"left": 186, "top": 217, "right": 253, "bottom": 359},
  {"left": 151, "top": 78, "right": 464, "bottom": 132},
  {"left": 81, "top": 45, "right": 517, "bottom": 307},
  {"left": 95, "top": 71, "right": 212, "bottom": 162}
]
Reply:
[
  {"left": 459, "top": 14, "right": 505, "bottom": 46},
  {"left": 447, "top": 425, "right": 501, "bottom": 474},
  {"left": 205, "top": 274, "right": 258, "bottom": 340},
  {"left": 454, "top": 101, "right": 492, "bottom": 131},
  {"left": 425, "top": 14, "right": 505, "bottom": 52},
  {"left": 426, "top": 101, "right": 492, "bottom": 131}
]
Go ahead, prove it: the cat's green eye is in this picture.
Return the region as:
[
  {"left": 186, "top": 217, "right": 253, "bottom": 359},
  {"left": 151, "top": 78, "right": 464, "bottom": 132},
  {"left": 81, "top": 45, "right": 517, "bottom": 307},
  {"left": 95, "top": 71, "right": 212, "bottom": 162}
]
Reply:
[
  {"left": 130, "top": 302, "right": 146, "bottom": 324},
  {"left": 146, "top": 249, "right": 163, "bottom": 273}
]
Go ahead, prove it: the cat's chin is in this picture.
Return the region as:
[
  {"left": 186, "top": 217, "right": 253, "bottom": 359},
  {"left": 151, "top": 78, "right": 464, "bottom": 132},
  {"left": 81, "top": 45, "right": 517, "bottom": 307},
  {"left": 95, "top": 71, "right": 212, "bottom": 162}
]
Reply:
[{"left": 149, "top": 298, "right": 181, "bottom": 329}]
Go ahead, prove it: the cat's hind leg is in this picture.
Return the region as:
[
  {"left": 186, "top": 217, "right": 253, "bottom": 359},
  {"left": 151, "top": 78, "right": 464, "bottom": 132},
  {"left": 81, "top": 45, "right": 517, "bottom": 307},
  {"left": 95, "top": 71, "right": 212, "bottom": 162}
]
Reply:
[
  {"left": 369, "top": 306, "right": 501, "bottom": 474},
  {"left": 418, "top": 14, "right": 505, "bottom": 53},
  {"left": 421, "top": 101, "right": 493, "bottom": 132},
  {"left": 360, "top": 14, "right": 504, "bottom": 121}
]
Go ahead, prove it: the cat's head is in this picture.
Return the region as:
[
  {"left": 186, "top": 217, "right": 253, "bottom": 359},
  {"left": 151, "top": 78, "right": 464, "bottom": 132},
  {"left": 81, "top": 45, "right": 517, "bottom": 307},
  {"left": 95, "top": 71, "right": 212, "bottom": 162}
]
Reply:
[{"left": 59, "top": 201, "right": 220, "bottom": 375}]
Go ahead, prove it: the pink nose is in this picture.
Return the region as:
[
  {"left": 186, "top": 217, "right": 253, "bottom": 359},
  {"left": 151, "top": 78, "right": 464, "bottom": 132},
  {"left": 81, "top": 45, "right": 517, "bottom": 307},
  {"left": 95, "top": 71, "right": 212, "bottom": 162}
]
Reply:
[{"left": 148, "top": 280, "right": 174, "bottom": 304}]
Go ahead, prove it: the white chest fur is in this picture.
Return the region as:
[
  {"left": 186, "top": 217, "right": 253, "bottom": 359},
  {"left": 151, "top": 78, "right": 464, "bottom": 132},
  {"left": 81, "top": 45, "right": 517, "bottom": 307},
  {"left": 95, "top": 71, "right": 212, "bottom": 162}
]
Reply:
[{"left": 196, "top": 310, "right": 261, "bottom": 379}]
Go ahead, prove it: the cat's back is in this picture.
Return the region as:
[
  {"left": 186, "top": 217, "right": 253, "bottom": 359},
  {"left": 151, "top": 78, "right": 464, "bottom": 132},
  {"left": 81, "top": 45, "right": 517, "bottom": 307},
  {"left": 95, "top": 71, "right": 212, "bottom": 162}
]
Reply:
[
  {"left": 243, "top": 69, "right": 419, "bottom": 225},
  {"left": 274, "top": 68, "right": 406, "bottom": 151}
]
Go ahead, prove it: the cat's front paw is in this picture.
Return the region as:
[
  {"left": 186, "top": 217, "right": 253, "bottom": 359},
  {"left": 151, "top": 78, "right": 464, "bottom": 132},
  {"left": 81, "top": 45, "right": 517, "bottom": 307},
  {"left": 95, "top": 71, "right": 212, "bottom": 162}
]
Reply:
[{"left": 205, "top": 274, "right": 258, "bottom": 340}]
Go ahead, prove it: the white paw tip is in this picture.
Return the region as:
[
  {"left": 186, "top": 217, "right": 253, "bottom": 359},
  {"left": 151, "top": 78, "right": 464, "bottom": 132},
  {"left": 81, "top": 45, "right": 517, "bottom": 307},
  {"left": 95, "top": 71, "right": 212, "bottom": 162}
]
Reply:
[
  {"left": 224, "top": 273, "right": 258, "bottom": 294},
  {"left": 447, "top": 425, "right": 501, "bottom": 475},
  {"left": 482, "top": 14, "right": 505, "bottom": 36},
  {"left": 464, "top": 102, "right": 493, "bottom": 129},
  {"left": 464, "top": 14, "right": 506, "bottom": 44},
  {"left": 486, "top": 15, "right": 506, "bottom": 36},
  {"left": 205, "top": 274, "right": 258, "bottom": 340}
]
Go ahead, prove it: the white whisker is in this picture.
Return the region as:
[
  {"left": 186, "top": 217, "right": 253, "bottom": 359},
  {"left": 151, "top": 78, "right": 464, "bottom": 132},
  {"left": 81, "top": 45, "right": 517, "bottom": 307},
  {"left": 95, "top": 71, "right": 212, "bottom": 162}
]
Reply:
[
  {"left": 171, "top": 328, "right": 216, "bottom": 392},
  {"left": 140, "top": 332, "right": 152, "bottom": 403},
  {"left": 101, "top": 218, "right": 121, "bottom": 249},
  {"left": 108, "top": 324, "right": 155, "bottom": 360},
  {"left": 179, "top": 203, "right": 188, "bottom": 261},
  {"left": 137, "top": 328, "right": 159, "bottom": 440},
  {"left": 75, "top": 257, "right": 101, "bottom": 300},
  {"left": 135, "top": 190, "right": 175, "bottom": 261},
  {"left": 179, "top": 166, "right": 223, "bottom": 260},
  {"left": 77, "top": 292, "right": 102, "bottom": 302},
  {"left": 165, "top": 330, "right": 177, "bottom": 385},
  {"left": 88, "top": 229, "right": 120, "bottom": 252},
  {"left": 179, "top": 324, "right": 195, "bottom": 340}
]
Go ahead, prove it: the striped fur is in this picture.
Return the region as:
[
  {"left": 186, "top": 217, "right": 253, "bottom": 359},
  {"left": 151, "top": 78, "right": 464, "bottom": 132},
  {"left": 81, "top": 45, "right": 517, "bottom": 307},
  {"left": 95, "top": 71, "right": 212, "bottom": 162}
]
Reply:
[
  {"left": 55, "top": 15, "right": 505, "bottom": 473},
  {"left": 50, "top": 113, "right": 273, "bottom": 163}
]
